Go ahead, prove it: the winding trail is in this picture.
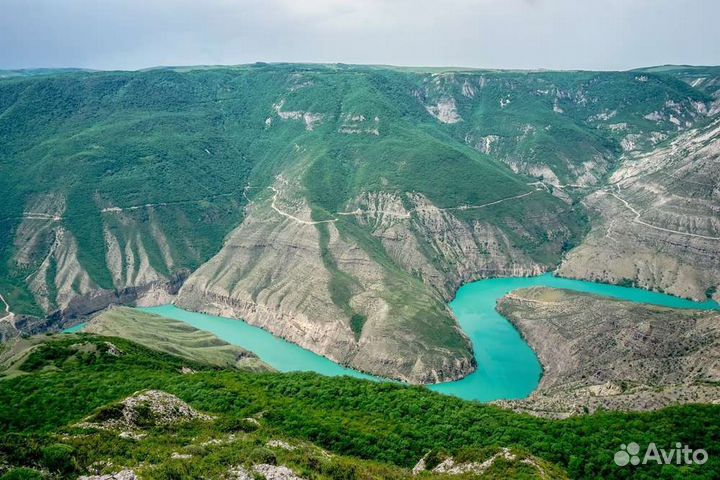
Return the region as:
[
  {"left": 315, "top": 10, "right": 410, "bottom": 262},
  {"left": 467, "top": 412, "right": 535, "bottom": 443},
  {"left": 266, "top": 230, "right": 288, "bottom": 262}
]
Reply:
[
  {"left": 268, "top": 187, "right": 337, "bottom": 225},
  {"left": 268, "top": 186, "right": 541, "bottom": 225},
  {"left": 267, "top": 179, "right": 718, "bottom": 242},
  {"left": 100, "top": 192, "right": 238, "bottom": 213},
  {"left": 0, "top": 212, "right": 64, "bottom": 222},
  {"left": 603, "top": 190, "right": 720, "bottom": 241},
  {"left": 0, "top": 293, "right": 11, "bottom": 322},
  {"left": 2, "top": 193, "right": 242, "bottom": 223},
  {"left": 431, "top": 189, "right": 538, "bottom": 213},
  {"left": 22, "top": 213, "right": 63, "bottom": 221}
]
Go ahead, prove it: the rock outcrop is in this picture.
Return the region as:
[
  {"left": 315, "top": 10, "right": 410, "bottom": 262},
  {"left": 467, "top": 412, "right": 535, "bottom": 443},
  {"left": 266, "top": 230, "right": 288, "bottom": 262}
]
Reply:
[
  {"left": 81, "top": 390, "right": 212, "bottom": 430},
  {"left": 411, "top": 448, "right": 563, "bottom": 478},
  {"left": 496, "top": 287, "right": 720, "bottom": 418},
  {"left": 78, "top": 470, "right": 138, "bottom": 480}
]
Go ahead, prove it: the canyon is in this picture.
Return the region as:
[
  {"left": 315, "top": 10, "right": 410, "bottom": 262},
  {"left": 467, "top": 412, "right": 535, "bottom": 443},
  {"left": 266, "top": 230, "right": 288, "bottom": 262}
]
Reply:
[{"left": 0, "top": 64, "right": 718, "bottom": 385}]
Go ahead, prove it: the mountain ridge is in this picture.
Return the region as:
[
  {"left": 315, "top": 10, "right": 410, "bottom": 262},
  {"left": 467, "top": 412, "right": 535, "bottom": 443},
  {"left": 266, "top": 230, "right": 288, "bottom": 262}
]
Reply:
[{"left": 1, "top": 63, "right": 717, "bottom": 383}]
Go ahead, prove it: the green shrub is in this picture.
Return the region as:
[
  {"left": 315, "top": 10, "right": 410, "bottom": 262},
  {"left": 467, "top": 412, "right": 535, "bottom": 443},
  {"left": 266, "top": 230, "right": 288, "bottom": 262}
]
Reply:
[
  {"left": 184, "top": 444, "right": 208, "bottom": 457},
  {"left": 132, "top": 404, "right": 156, "bottom": 428},
  {"left": 0, "top": 468, "right": 45, "bottom": 480},
  {"left": 706, "top": 285, "right": 717, "bottom": 299},
  {"left": 323, "top": 460, "right": 359, "bottom": 480},
  {"left": 249, "top": 447, "right": 277, "bottom": 465},
  {"left": 92, "top": 402, "right": 125, "bottom": 422},
  {"left": 41, "top": 443, "right": 75, "bottom": 474},
  {"left": 215, "top": 416, "right": 259, "bottom": 433}
]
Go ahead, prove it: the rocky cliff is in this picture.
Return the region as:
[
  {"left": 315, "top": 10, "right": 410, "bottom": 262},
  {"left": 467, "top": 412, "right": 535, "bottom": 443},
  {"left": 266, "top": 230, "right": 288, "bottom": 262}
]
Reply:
[
  {"left": 496, "top": 287, "right": 720, "bottom": 418},
  {"left": 176, "top": 178, "right": 482, "bottom": 384},
  {"left": 559, "top": 118, "right": 720, "bottom": 301}
]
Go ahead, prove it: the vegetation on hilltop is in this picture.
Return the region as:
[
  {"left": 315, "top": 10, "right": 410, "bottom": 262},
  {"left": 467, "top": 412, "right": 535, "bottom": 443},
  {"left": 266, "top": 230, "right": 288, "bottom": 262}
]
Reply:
[
  {"left": 0, "top": 334, "right": 718, "bottom": 479},
  {"left": 84, "top": 307, "right": 272, "bottom": 372}
]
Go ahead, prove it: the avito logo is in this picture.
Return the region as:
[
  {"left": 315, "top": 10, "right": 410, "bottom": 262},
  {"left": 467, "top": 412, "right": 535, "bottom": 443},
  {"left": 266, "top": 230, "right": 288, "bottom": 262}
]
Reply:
[{"left": 615, "top": 442, "right": 708, "bottom": 467}]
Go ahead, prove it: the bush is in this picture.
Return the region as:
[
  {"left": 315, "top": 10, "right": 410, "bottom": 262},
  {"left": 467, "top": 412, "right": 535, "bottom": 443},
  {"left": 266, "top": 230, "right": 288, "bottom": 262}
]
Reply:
[
  {"left": 92, "top": 402, "right": 125, "bottom": 422},
  {"left": 41, "top": 443, "right": 75, "bottom": 474},
  {"left": 323, "top": 460, "right": 359, "bottom": 480},
  {"left": 249, "top": 447, "right": 277, "bottom": 465},
  {"left": 215, "top": 416, "right": 259, "bottom": 433},
  {"left": 0, "top": 468, "right": 44, "bottom": 480}
]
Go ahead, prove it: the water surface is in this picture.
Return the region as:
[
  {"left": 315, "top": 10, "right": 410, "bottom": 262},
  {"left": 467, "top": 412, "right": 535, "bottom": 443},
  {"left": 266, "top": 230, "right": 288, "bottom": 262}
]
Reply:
[
  {"left": 429, "top": 274, "right": 718, "bottom": 401},
  {"left": 139, "top": 304, "right": 379, "bottom": 382},
  {"left": 62, "top": 323, "right": 86, "bottom": 333},
  {"left": 74, "top": 273, "right": 718, "bottom": 401}
]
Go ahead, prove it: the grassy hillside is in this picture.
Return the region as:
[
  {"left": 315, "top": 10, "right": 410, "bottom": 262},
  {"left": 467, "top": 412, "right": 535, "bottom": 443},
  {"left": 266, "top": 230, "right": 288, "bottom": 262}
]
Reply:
[
  {"left": 84, "top": 307, "right": 271, "bottom": 372},
  {"left": 0, "top": 333, "right": 718, "bottom": 479}
]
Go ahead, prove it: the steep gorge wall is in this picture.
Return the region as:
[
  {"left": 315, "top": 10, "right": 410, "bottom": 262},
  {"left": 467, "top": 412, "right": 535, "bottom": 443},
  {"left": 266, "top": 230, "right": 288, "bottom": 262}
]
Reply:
[
  {"left": 175, "top": 183, "right": 478, "bottom": 384},
  {"left": 559, "top": 119, "right": 720, "bottom": 301},
  {"left": 2, "top": 194, "right": 189, "bottom": 337}
]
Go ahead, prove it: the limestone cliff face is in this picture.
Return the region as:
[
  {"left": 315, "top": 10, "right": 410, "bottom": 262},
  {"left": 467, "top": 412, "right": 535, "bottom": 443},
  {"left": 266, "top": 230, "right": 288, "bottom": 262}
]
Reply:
[
  {"left": 6, "top": 194, "right": 187, "bottom": 337},
  {"left": 349, "top": 192, "right": 547, "bottom": 300},
  {"left": 559, "top": 119, "right": 720, "bottom": 301},
  {"left": 176, "top": 183, "right": 476, "bottom": 384},
  {"left": 177, "top": 198, "right": 358, "bottom": 366},
  {"left": 496, "top": 287, "right": 720, "bottom": 418},
  {"left": 15, "top": 194, "right": 98, "bottom": 313}
]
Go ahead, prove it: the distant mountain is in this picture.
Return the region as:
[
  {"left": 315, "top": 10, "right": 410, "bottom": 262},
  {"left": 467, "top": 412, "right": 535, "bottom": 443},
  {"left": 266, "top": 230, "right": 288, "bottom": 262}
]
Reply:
[
  {"left": 0, "top": 67, "right": 94, "bottom": 78},
  {"left": 634, "top": 65, "right": 720, "bottom": 97},
  {"left": 0, "top": 64, "right": 717, "bottom": 382}
]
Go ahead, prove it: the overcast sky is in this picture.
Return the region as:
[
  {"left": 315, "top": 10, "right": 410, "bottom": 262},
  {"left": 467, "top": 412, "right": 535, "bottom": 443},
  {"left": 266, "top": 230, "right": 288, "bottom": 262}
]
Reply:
[{"left": 1, "top": 0, "right": 718, "bottom": 71}]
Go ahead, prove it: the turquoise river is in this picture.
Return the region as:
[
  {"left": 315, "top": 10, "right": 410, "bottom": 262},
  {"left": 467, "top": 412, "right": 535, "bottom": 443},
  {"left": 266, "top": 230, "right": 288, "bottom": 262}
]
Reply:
[{"left": 69, "top": 273, "right": 719, "bottom": 402}]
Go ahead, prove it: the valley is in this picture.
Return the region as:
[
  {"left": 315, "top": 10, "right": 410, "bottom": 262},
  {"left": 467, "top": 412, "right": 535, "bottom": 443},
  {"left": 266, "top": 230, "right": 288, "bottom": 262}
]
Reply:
[
  {"left": 66, "top": 273, "right": 718, "bottom": 405},
  {"left": 0, "top": 63, "right": 718, "bottom": 395},
  {"left": 2, "top": 0, "right": 719, "bottom": 477}
]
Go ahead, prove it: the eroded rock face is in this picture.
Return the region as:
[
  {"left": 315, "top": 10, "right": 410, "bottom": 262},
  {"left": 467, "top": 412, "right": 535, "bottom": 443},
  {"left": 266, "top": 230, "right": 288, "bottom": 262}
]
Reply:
[
  {"left": 352, "top": 191, "right": 547, "bottom": 299},
  {"left": 495, "top": 287, "right": 720, "bottom": 418},
  {"left": 177, "top": 182, "right": 476, "bottom": 384},
  {"left": 177, "top": 193, "right": 360, "bottom": 370},
  {"left": 6, "top": 192, "right": 188, "bottom": 339},
  {"left": 559, "top": 119, "right": 720, "bottom": 301},
  {"left": 102, "top": 209, "right": 176, "bottom": 290}
]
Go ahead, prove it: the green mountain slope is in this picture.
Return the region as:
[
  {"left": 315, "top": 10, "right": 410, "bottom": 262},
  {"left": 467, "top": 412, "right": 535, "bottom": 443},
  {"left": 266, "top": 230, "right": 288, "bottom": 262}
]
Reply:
[{"left": 0, "top": 64, "right": 716, "bottom": 382}]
